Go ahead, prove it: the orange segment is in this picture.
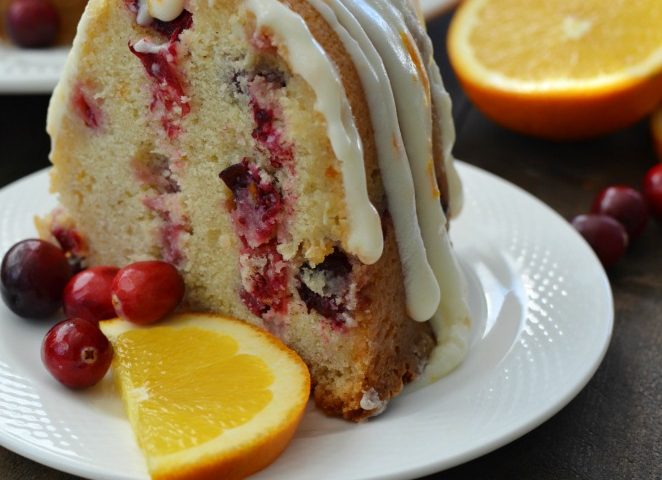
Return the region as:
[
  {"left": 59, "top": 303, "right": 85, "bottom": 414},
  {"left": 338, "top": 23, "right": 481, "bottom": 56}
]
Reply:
[
  {"left": 100, "top": 313, "right": 310, "bottom": 480},
  {"left": 448, "top": 0, "right": 662, "bottom": 139}
]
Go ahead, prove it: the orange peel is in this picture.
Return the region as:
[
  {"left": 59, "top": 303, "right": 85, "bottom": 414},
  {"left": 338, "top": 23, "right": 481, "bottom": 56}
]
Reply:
[{"left": 448, "top": 0, "right": 662, "bottom": 139}]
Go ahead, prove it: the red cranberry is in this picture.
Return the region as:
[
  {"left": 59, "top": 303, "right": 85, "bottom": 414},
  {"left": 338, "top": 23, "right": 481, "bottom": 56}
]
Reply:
[
  {"left": 63, "top": 266, "right": 119, "bottom": 323},
  {"left": 111, "top": 261, "right": 184, "bottom": 325},
  {"left": 1, "top": 239, "right": 72, "bottom": 318},
  {"left": 571, "top": 214, "right": 628, "bottom": 268},
  {"left": 591, "top": 186, "right": 648, "bottom": 240},
  {"left": 5, "top": 0, "right": 59, "bottom": 48},
  {"left": 643, "top": 164, "right": 662, "bottom": 221},
  {"left": 42, "top": 318, "right": 113, "bottom": 388}
]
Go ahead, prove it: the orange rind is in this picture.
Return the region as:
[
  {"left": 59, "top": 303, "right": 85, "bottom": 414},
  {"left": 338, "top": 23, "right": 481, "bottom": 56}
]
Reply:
[{"left": 448, "top": 0, "right": 662, "bottom": 139}]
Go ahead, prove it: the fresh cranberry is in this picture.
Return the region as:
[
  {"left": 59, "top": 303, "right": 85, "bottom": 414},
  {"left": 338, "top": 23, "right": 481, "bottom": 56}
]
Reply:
[
  {"left": 63, "top": 266, "right": 119, "bottom": 323},
  {"left": 571, "top": 214, "right": 628, "bottom": 268},
  {"left": 1, "top": 239, "right": 72, "bottom": 318},
  {"left": 643, "top": 164, "right": 662, "bottom": 221},
  {"left": 111, "top": 261, "right": 184, "bottom": 325},
  {"left": 297, "top": 250, "right": 352, "bottom": 326},
  {"left": 41, "top": 318, "right": 113, "bottom": 388},
  {"left": 591, "top": 186, "right": 648, "bottom": 240},
  {"left": 5, "top": 0, "right": 59, "bottom": 48}
]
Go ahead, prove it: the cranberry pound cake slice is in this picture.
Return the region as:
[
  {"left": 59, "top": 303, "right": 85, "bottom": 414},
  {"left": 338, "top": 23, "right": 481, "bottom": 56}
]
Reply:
[{"left": 42, "top": 0, "right": 471, "bottom": 420}]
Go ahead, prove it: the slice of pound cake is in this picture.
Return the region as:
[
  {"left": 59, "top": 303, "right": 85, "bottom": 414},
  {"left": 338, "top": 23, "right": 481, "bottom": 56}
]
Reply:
[{"left": 42, "top": 0, "right": 471, "bottom": 420}]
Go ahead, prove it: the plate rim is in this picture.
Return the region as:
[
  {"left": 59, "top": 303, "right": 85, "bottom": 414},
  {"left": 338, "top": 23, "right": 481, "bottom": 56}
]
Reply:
[
  {"left": 0, "top": 162, "right": 614, "bottom": 480},
  {"left": 379, "top": 162, "right": 614, "bottom": 480}
]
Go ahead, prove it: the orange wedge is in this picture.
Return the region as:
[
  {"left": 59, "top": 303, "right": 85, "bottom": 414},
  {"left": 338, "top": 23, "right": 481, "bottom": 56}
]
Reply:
[
  {"left": 448, "top": 0, "right": 662, "bottom": 139},
  {"left": 100, "top": 313, "right": 310, "bottom": 480},
  {"left": 653, "top": 107, "right": 662, "bottom": 161}
]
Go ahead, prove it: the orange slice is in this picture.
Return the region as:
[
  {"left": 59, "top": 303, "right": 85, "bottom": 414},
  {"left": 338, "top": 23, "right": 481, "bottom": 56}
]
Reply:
[
  {"left": 100, "top": 313, "right": 310, "bottom": 480},
  {"left": 448, "top": 0, "right": 662, "bottom": 139},
  {"left": 653, "top": 106, "right": 662, "bottom": 161}
]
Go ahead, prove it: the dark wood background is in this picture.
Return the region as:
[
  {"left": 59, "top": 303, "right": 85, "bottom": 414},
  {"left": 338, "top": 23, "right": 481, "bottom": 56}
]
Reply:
[{"left": 1, "top": 10, "right": 661, "bottom": 480}]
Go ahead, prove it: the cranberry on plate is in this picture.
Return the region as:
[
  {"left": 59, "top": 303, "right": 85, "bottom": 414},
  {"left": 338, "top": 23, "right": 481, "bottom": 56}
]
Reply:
[
  {"left": 5, "top": 0, "right": 59, "bottom": 48},
  {"left": 1, "top": 239, "right": 72, "bottom": 318},
  {"left": 42, "top": 318, "right": 113, "bottom": 388},
  {"left": 111, "top": 260, "right": 185, "bottom": 325},
  {"left": 63, "top": 266, "right": 120, "bottom": 323}
]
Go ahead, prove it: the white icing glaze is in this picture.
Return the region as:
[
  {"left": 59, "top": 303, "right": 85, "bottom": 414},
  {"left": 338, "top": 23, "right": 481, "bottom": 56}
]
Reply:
[
  {"left": 245, "top": 0, "right": 384, "bottom": 265},
  {"left": 148, "top": 0, "right": 185, "bottom": 22},
  {"left": 385, "top": 0, "right": 471, "bottom": 378},
  {"left": 136, "top": 0, "right": 151, "bottom": 25},
  {"left": 391, "top": 0, "right": 464, "bottom": 217},
  {"left": 325, "top": 0, "right": 471, "bottom": 375},
  {"left": 136, "top": 0, "right": 185, "bottom": 25},
  {"left": 132, "top": 38, "right": 169, "bottom": 54},
  {"left": 260, "top": 0, "right": 470, "bottom": 354},
  {"left": 307, "top": 0, "right": 440, "bottom": 321}
]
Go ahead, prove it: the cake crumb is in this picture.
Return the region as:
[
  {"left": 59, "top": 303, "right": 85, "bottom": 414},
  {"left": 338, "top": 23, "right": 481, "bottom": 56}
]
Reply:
[{"left": 360, "top": 388, "right": 387, "bottom": 415}]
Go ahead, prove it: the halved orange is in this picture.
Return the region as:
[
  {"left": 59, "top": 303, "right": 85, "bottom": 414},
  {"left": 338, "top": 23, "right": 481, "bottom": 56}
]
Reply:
[
  {"left": 448, "top": 0, "right": 662, "bottom": 139},
  {"left": 100, "top": 313, "right": 310, "bottom": 480},
  {"left": 652, "top": 106, "right": 662, "bottom": 161}
]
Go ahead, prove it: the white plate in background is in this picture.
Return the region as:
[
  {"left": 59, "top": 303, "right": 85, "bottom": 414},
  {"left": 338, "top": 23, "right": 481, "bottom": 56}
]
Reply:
[{"left": 0, "top": 162, "right": 613, "bottom": 479}]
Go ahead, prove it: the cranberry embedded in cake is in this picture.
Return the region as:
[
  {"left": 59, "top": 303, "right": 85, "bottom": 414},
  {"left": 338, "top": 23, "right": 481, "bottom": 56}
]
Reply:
[
  {"left": 239, "top": 241, "right": 290, "bottom": 320},
  {"left": 129, "top": 26, "right": 191, "bottom": 138},
  {"left": 151, "top": 10, "right": 192, "bottom": 39},
  {"left": 220, "top": 160, "right": 290, "bottom": 321},
  {"left": 72, "top": 83, "right": 102, "bottom": 129},
  {"left": 233, "top": 70, "right": 294, "bottom": 169},
  {"left": 297, "top": 249, "right": 355, "bottom": 329}
]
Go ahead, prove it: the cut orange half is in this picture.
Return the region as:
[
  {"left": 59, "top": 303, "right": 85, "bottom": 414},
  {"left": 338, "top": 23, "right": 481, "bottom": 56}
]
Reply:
[
  {"left": 448, "top": 0, "right": 662, "bottom": 139},
  {"left": 100, "top": 313, "right": 311, "bottom": 480}
]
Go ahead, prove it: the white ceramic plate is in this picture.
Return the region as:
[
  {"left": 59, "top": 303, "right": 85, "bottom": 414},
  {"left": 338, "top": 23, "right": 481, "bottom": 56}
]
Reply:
[
  {"left": 0, "top": 0, "right": 458, "bottom": 93},
  {"left": 0, "top": 162, "right": 613, "bottom": 480}
]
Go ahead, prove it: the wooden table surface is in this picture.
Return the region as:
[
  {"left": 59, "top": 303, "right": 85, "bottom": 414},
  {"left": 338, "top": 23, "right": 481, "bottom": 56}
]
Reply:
[{"left": 1, "top": 10, "right": 661, "bottom": 480}]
